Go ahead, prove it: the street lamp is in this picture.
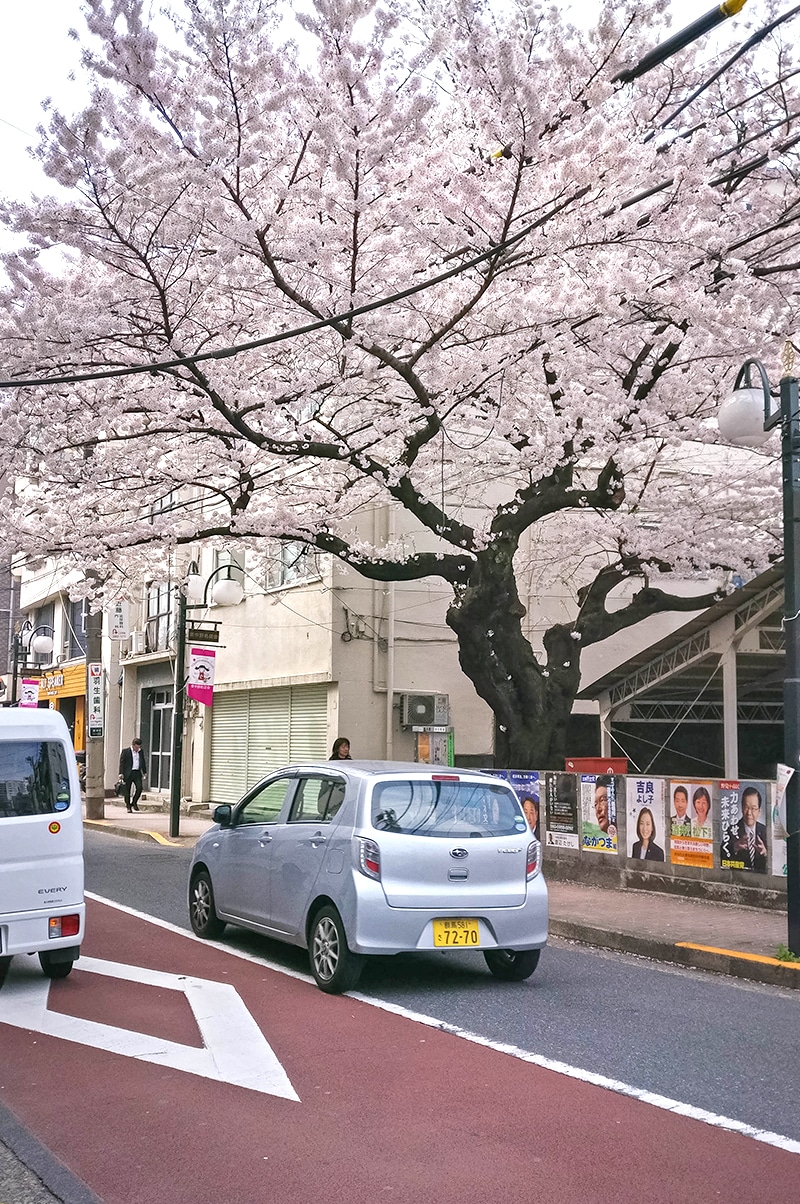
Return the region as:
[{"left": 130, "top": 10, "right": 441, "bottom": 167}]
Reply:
[
  {"left": 717, "top": 346, "right": 800, "bottom": 953},
  {"left": 9, "top": 621, "right": 55, "bottom": 704},
  {"left": 168, "top": 562, "right": 245, "bottom": 838}
]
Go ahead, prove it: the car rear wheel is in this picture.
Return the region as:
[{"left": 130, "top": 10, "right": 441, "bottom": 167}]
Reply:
[
  {"left": 38, "top": 951, "right": 74, "bottom": 979},
  {"left": 189, "top": 870, "right": 226, "bottom": 939},
  {"left": 309, "top": 905, "right": 364, "bottom": 994},
  {"left": 483, "top": 948, "right": 540, "bottom": 981}
]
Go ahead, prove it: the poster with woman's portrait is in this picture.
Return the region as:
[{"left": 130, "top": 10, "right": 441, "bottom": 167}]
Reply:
[
  {"left": 509, "top": 771, "right": 540, "bottom": 839},
  {"left": 626, "top": 778, "right": 666, "bottom": 862},
  {"left": 669, "top": 779, "right": 715, "bottom": 868},
  {"left": 542, "top": 772, "right": 579, "bottom": 850}
]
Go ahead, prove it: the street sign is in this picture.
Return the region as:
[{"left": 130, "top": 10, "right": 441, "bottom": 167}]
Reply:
[
  {"left": 107, "top": 599, "right": 131, "bottom": 640},
  {"left": 187, "top": 626, "right": 221, "bottom": 643}
]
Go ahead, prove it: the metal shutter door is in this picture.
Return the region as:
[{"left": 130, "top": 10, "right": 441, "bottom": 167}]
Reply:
[
  {"left": 247, "top": 687, "right": 291, "bottom": 781},
  {"left": 209, "top": 691, "right": 249, "bottom": 804},
  {"left": 288, "top": 683, "right": 329, "bottom": 762}
]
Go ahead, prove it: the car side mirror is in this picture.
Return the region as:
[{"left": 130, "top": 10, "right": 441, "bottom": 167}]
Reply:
[{"left": 213, "top": 804, "right": 232, "bottom": 828}]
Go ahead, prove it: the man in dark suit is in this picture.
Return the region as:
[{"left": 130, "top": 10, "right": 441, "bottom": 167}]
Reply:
[
  {"left": 725, "top": 786, "right": 767, "bottom": 873},
  {"left": 119, "top": 738, "right": 147, "bottom": 813}
]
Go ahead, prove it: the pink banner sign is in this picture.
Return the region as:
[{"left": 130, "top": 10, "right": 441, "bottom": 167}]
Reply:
[
  {"left": 19, "top": 678, "right": 40, "bottom": 708},
  {"left": 187, "top": 648, "right": 215, "bottom": 707}
]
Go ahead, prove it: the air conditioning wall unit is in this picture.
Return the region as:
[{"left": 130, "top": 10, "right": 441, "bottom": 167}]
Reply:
[
  {"left": 400, "top": 692, "right": 450, "bottom": 727},
  {"left": 129, "top": 631, "right": 146, "bottom": 656}
]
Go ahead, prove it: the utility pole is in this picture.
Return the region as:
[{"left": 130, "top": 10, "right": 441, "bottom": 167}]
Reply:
[{"left": 84, "top": 601, "right": 105, "bottom": 821}]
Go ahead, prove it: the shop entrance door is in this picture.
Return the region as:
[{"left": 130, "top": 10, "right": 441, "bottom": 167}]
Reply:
[{"left": 147, "top": 689, "right": 173, "bottom": 792}]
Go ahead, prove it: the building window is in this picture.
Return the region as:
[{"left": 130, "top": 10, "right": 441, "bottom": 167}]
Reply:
[
  {"left": 214, "top": 549, "right": 245, "bottom": 587},
  {"left": 145, "top": 584, "right": 175, "bottom": 653},
  {"left": 265, "top": 541, "right": 317, "bottom": 589},
  {"left": 31, "top": 602, "right": 55, "bottom": 666},
  {"left": 65, "top": 598, "right": 87, "bottom": 660}
]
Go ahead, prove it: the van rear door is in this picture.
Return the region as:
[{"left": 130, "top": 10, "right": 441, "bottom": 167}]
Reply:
[{"left": 0, "top": 737, "right": 84, "bottom": 918}]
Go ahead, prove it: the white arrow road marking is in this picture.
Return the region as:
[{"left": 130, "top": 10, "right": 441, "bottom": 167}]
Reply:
[{"left": 0, "top": 956, "right": 299, "bottom": 1101}]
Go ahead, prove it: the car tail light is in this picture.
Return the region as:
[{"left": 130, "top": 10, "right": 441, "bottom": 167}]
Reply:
[
  {"left": 526, "top": 841, "right": 540, "bottom": 880},
  {"left": 357, "top": 837, "right": 381, "bottom": 881},
  {"left": 49, "top": 914, "right": 80, "bottom": 939}
]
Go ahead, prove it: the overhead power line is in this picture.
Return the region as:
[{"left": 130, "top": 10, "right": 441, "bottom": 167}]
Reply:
[{"left": 612, "top": 0, "right": 749, "bottom": 84}]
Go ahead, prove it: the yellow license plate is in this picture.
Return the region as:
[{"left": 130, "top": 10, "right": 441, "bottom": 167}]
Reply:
[{"left": 432, "top": 918, "right": 481, "bottom": 947}]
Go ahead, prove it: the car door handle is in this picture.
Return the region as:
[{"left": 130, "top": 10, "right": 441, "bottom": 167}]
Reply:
[
  {"left": 259, "top": 835, "right": 273, "bottom": 846},
  {"left": 310, "top": 834, "right": 327, "bottom": 847}
]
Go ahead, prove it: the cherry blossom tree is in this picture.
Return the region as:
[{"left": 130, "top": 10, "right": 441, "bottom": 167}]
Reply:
[{"left": 0, "top": 0, "right": 798, "bottom": 765}]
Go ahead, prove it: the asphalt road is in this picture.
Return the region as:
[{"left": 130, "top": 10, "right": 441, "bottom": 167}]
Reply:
[{"left": 83, "top": 831, "right": 800, "bottom": 1144}]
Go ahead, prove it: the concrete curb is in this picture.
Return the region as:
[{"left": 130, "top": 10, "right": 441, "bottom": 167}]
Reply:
[{"left": 550, "top": 919, "right": 800, "bottom": 989}]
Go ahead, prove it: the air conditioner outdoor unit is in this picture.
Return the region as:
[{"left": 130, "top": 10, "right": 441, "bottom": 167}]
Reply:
[
  {"left": 129, "top": 631, "right": 146, "bottom": 656},
  {"left": 400, "top": 692, "right": 449, "bottom": 727}
]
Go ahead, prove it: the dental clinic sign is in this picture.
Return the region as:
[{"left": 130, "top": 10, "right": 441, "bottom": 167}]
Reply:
[{"left": 88, "top": 662, "right": 104, "bottom": 738}]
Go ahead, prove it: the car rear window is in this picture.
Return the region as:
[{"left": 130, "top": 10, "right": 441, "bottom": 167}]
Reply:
[
  {"left": 0, "top": 741, "right": 72, "bottom": 818},
  {"left": 371, "top": 779, "right": 527, "bottom": 838}
]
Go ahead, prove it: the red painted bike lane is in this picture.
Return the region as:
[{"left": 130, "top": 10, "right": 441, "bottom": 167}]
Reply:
[{"left": 0, "top": 897, "right": 797, "bottom": 1204}]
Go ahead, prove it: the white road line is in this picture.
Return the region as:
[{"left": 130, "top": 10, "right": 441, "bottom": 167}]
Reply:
[{"left": 85, "top": 892, "right": 800, "bottom": 1154}]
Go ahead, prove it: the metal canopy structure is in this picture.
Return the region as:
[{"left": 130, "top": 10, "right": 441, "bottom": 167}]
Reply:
[{"left": 578, "top": 566, "right": 786, "bottom": 776}]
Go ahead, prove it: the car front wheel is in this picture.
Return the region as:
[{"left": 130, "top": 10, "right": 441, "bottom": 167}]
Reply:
[
  {"left": 483, "top": 948, "right": 540, "bottom": 981},
  {"left": 309, "top": 905, "right": 364, "bottom": 994},
  {"left": 189, "top": 870, "right": 226, "bottom": 939}
]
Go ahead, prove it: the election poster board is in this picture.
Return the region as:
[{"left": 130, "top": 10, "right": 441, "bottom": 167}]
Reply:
[
  {"left": 543, "top": 772, "right": 580, "bottom": 850},
  {"left": 626, "top": 777, "right": 666, "bottom": 863},
  {"left": 668, "top": 779, "right": 714, "bottom": 868},
  {"left": 579, "top": 773, "right": 620, "bottom": 854},
  {"left": 508, "top": 770, "right": 540, "bottom": 839},
  {"left": 719, "top": 780, "right": 769, "bottom": 873}
]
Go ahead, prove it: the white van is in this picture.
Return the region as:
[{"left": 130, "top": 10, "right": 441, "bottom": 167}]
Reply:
[{"left": 0, "top": 708, "right": 85, "bottom": 978}]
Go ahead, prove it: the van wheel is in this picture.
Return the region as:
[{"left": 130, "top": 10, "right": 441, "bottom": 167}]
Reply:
[
  {"left": 483, "top": 948, "right": 540, "bottom": 981},
  {"left": 309, "top": 906, "right": 363, "bottom": 994},
  {"left": 189, "top": 870, "right": 226, "bottom": 939},
  {"left": 38, "top": 951, "right": 74, "bottom": 979}
]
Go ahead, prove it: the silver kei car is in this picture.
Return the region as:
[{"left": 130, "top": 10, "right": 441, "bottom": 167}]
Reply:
[{"left": 188, "top": 761, "right": 547, "bottom": 993}]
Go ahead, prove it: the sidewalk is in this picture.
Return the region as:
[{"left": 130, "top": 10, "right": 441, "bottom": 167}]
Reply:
[{"left": 83, "top": 801, "right": 800, "bottom": 990}]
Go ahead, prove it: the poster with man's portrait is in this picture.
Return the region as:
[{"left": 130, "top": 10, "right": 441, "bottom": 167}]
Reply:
[
  {"left": 580, "top": 774, "right": 621, "bottom": 854},
  {"left": 626, "top": 778, "right": 666, "bottom": 862},
  {"left": 720, "top": 780, "right": 768, "bottom": 873},
  {"left": 509, "top": 771, "right": 540, "bottom": 840},
  {"left": 668, "top": 779, "right": 714, "bottom": 868}
]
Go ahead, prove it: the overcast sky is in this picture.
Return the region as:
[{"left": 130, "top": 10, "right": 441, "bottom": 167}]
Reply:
[{"left": 0, "top": 0, "right": 769, "bottom": 206}]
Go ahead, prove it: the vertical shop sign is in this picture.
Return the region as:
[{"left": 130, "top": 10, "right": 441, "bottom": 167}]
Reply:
[{"left": 87, "top": 662, "right": 104, "bottom": 737}]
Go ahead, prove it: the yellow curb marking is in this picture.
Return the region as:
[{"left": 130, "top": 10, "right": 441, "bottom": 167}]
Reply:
[
  {"left": 83, "top": 820, "right": 182, "bottom": 846},
  {"left": 676, "top": 941, "right": 800, "bottom": 969}
]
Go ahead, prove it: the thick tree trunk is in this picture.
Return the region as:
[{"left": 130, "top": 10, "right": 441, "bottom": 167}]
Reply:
[{"left": 446, "top": 547, "right": 581, "bottom": 770}]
